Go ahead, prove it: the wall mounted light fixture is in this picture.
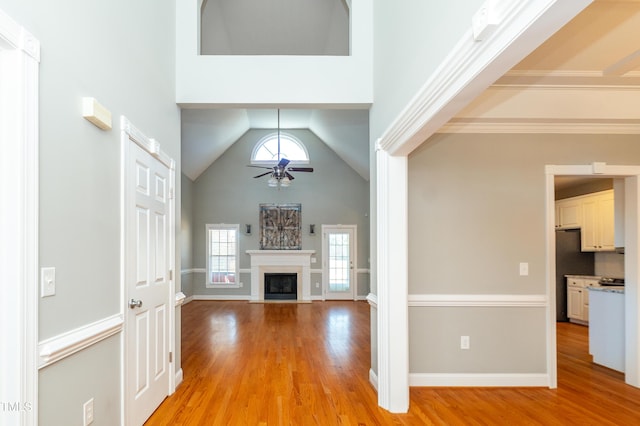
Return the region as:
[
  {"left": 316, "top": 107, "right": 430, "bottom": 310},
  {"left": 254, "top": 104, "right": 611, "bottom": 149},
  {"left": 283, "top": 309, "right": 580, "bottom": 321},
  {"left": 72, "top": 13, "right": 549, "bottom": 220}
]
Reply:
[
  {"left": 309, "top": 224, "right": 316, "bottom": 235},
  {"left": 245, "top": 224, "right": 252, "bottom": 235}
]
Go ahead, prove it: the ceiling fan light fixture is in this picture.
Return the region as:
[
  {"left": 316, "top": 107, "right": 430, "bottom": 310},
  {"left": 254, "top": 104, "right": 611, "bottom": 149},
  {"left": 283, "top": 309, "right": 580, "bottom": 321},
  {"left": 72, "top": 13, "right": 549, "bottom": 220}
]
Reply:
[{"left": 248, "top": 109, "right": 313, "bottom": 188}]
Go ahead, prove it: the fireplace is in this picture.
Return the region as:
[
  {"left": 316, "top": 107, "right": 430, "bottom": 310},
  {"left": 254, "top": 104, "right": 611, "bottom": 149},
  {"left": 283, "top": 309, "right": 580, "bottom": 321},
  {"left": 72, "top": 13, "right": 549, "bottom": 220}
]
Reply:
[
  {"left": 246, "top": 250, "right": 315, "bottom": 301},
  {"left": 264, "top": 273, "right": 297, "bottom": 300}
]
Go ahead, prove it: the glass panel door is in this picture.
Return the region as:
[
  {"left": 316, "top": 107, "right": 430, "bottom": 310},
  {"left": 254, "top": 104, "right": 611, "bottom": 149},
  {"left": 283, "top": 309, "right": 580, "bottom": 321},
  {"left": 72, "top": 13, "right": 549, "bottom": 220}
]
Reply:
[{"left": 323, "top": 226, "right": 356, "bottom": 300}]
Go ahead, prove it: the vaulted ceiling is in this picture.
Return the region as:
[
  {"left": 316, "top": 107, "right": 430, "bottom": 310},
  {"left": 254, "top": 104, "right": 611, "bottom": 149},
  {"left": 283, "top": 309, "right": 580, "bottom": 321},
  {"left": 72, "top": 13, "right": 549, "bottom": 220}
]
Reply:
[{"left": 181, "top": 0, "right": 640, "bottom": 183}]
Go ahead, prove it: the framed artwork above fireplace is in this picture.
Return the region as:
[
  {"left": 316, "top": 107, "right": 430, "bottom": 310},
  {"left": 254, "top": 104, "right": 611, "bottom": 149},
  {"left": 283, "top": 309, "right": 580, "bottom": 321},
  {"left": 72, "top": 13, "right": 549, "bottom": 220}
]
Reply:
[{"left": 259, "top": 203, "right": 301, "bottom": 250}]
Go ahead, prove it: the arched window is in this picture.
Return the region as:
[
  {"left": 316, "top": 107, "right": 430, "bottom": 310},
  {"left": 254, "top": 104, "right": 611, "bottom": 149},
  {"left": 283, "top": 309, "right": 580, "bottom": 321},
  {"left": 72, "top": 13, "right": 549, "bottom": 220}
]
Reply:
[{"left": 251, "top": 133, "right": 309, "bottom": 164}]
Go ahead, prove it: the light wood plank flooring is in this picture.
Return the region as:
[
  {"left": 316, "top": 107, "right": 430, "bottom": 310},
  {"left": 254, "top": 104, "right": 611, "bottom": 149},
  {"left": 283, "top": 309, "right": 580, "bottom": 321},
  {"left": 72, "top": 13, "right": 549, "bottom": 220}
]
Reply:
[{"left": 146, "top": 301, "right": 640, "bottom": 425}]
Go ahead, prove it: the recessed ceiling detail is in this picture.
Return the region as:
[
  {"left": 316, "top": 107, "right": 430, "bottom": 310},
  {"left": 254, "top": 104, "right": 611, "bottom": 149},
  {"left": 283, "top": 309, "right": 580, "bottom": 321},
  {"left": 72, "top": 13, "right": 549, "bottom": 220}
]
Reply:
[{"left": 442, "top": 0, "right": 640, "bottom": 134}]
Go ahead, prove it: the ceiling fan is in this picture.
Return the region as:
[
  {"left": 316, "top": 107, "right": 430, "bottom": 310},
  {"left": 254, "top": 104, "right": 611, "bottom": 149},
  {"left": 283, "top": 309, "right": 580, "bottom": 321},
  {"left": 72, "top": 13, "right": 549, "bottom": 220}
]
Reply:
[{"left": 248, "top": 109, "right": 313, "bottom": 187}]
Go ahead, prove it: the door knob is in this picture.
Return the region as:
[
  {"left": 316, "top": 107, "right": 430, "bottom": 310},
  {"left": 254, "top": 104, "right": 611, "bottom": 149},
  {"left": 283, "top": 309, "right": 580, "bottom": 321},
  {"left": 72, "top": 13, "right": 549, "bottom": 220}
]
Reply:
[{"left": 129, "top": 299, "right": 143, "bottom": 309}]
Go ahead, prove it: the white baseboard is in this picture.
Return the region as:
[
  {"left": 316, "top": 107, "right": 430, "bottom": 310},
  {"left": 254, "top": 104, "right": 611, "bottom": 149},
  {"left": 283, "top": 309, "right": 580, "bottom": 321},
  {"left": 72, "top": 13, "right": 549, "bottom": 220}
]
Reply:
[
  {"left": 183, "top": 295, "right": 195, "bottom": 304},
  {"left": 369, "top": 368, "right": 378, "bottom": 391},
  {"left": 408, "top": 294, "right": 547, "bottom": 307},
  {"left": 175, "top": 368, "right": 184, "bottom": 388},
  {"left": 409, "top": 373, "right": 549, "bottom": 387},
  {"left": 174, "top": 291, "right": 186, "bottom": 306},
  {"left": 193, "top": 295, "right": 252, "bottom": 301}
]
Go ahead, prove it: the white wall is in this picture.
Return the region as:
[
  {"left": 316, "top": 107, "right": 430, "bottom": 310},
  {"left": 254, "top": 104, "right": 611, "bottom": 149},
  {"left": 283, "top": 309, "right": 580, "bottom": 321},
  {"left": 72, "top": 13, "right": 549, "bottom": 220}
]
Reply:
[
  {"left": 370, "top": 0, "right": 484, "bottom": 143},
  {"left": 0, "top": 0, "right": 181, "bottom": 422},
  {"left": 176, "top": 0, "right": 372, "bottom": 106}
]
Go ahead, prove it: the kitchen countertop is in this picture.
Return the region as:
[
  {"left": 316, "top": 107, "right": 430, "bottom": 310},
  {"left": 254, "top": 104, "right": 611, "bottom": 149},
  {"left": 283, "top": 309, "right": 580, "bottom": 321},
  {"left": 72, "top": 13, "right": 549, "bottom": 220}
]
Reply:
[
  {"left": 588, "top": 286, "right": 625, "bottom": 294},
  {"left": 565, "top": 275, "right": 601, "bottom": 279}
]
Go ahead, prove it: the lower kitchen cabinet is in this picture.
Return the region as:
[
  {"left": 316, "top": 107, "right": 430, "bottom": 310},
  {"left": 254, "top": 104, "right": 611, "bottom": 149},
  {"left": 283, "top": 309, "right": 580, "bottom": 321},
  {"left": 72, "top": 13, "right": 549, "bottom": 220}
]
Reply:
[{"left": 567, "top": 277, "right": 599, "bottom": 324}]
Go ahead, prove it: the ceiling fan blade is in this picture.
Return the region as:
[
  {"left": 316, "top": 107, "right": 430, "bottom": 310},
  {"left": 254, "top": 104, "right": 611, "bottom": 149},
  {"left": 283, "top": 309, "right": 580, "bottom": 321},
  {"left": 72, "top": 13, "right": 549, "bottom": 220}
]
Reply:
[
  {"left": 253, "top": 171, "right": 273, "bottom": 179},
  {"left": 278, "top": 158, "right": 290, "bottom": 168},
  {"left": 285, "top": 172, "right": 295, "bottom": 180},
  {"left": 288, "top": 167, "right": 313, "bottom": 172},
  {"left": 247, "top": 165, "right": 274, "bottom": 169}
]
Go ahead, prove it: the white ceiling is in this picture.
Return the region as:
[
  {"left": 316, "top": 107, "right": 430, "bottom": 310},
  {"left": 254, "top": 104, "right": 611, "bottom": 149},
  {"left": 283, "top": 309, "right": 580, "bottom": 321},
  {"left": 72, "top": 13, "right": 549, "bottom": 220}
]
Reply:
[{"left": 181, "top": 0, "right": 640, "bottom": 183}]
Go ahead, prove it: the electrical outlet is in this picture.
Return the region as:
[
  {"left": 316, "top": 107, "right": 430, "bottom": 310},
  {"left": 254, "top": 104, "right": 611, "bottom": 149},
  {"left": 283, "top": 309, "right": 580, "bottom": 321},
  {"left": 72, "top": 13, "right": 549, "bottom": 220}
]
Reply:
[
  {"left": 460, "top": 336, "right": 470, "bottom": 350},
  {"left": 519, "top": 262, "right": 529, "bottom": 276},
  {"left": 83, "top": 398, "right": 94, "bottom": 425}
]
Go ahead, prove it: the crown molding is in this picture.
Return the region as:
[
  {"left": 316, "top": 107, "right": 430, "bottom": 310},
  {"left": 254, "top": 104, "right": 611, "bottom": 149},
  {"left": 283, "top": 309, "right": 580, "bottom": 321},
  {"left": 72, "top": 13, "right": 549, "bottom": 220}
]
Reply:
[
  {"left": 496, "top": 70, "right": 640, "bottom": 88},
  {"left": 440, "top": 120, "right": 640, "bottom": 134}
]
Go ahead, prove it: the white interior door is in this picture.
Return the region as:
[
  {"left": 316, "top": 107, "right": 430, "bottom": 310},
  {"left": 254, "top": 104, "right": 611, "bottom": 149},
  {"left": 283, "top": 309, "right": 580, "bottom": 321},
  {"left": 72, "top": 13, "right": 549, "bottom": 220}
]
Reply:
[
  {"left": 323, "top": 225, "right": 356, "bottom": 300},
  {"left": 125, "top": 139, "right": 172, "bottom": 425}
]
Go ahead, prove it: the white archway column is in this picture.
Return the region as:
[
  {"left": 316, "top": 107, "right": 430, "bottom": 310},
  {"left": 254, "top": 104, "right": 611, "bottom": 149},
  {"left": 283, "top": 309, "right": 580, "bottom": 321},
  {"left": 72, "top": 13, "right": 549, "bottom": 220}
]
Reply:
[{"left": 375, "top": 146, "right": 409, "bottom": 412}]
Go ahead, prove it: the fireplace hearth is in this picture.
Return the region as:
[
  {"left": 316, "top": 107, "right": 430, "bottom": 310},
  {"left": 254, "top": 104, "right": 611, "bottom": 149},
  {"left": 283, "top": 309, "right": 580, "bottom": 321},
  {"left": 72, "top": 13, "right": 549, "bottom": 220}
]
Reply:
[{"left": 264, "top": 273, "right": 297, "bottom": 300}]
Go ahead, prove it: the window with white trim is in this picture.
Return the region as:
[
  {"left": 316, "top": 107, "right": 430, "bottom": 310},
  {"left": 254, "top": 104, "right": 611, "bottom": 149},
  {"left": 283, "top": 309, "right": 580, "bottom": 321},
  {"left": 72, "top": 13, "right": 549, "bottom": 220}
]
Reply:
[
  {"left": 251, "top": 133, "right": 309, "bottom": 164},
  {"left": 206, "top": 224, "right": 239, "bottom": 288}
]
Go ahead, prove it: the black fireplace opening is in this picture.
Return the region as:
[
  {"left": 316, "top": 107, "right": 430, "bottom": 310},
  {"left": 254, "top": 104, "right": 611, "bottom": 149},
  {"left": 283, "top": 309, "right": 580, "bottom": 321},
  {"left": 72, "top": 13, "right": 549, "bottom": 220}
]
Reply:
[{"left": 264, "top": 273, "right": 297, "bottom": 300}]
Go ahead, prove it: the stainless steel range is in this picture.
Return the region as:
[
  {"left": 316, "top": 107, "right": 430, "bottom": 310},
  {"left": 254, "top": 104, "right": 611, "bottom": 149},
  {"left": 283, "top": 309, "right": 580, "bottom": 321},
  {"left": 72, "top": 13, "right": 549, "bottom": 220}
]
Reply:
[{"left": 598, "top": 277, "right": 625, "bottom": 286}]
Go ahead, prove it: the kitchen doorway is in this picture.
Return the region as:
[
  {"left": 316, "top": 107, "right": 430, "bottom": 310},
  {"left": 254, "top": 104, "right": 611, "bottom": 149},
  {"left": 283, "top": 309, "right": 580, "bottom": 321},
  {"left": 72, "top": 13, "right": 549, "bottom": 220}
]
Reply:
[{"left": 546, "top": 164, "right": 640, "bottom": 389}]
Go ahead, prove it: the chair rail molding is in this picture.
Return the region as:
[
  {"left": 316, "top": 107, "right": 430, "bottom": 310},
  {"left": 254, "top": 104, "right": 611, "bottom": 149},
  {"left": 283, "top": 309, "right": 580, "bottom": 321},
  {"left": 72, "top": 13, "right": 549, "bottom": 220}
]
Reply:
[{"left": 38, "top": 314, "right": 124, "bottom": 369}]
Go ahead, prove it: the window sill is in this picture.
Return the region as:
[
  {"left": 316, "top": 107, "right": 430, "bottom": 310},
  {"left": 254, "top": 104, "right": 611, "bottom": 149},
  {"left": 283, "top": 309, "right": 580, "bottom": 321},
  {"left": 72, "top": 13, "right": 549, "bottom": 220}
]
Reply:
[{"left": 206, "top": 283, "right": 241, "bottom": 289}]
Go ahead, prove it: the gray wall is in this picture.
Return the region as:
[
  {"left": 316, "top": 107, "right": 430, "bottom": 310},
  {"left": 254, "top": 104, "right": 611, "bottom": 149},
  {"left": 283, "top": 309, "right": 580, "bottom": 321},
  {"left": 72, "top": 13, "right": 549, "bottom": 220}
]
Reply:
[
  {"left": 189, "top": 128, "right": 370, "bottom": 298},
  {"left": 0, "top": 0, "right": 181, "bottom": 422},
  {"left": 408, "top": 132, "right": 640, "bottom": 373},
  {"left": 181, "top": 173, "right": 195, "bottom": 298}
]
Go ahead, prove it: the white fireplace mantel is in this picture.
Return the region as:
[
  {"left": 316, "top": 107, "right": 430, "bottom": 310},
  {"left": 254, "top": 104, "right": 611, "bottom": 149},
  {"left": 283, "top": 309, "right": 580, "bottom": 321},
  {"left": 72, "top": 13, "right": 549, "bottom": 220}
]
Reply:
[{"left": 246, "top": 250, "right": 315, "bottom": 301}]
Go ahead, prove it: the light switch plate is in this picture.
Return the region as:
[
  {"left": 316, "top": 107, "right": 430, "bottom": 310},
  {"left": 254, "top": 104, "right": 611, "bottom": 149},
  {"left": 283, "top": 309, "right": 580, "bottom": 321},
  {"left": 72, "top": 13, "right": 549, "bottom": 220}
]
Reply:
[
  {"left": 83, "top": 398, "right": 94, "bottom": 425},
  {"left": 519, "top": 262, "right": 529, "bottom": 276},
  {"left": 461, "top": 336, "right": 470, "bottom": 350},
  {"left": 41, "top": 267, "right": 56, "bottom": 297}
]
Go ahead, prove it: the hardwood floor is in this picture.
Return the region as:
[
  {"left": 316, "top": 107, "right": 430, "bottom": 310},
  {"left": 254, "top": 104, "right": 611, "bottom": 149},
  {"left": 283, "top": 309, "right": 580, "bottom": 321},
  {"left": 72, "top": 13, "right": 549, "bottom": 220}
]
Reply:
[{"left": 146, "top": 301, "right": 640, "bottom": 425}]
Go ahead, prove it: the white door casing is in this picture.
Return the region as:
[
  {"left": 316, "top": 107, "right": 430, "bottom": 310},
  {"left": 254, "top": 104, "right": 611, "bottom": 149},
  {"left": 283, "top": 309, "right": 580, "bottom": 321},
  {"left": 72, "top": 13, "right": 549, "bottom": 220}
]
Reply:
[
  {"left": 122, "top": 118, "right": 175, "bottom": 426},
  {"left": 0, "top": 9, "right": 40, "bottom": 426},
  {"left": 322, "top": 225, "right": 357, "bottom": 300},
  {"left": 546, "top": 164, "right": 640, "bottom": 389}
]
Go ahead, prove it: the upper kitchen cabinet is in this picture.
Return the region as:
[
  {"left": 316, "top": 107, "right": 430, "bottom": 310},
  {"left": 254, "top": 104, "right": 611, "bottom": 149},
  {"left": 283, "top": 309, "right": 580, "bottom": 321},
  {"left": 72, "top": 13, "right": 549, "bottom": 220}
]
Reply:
[
  {"left": 581, "top": 190, "right": 615, "bottom": 252},
  {"left": 556, "top": 198, "right": 582, "bottom": 229}
]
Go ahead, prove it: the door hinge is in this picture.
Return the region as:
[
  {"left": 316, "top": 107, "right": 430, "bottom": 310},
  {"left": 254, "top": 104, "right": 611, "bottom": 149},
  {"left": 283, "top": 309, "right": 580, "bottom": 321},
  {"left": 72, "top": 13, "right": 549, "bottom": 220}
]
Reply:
[
  {"left": 169, "top": 352, "right": 173, "bottom": 363},
  {"left": 169, "top": 187, "right": 175, "bottom": 200},
  {"left": 169, "top": 269, "right": 173, "bottom": 280}
]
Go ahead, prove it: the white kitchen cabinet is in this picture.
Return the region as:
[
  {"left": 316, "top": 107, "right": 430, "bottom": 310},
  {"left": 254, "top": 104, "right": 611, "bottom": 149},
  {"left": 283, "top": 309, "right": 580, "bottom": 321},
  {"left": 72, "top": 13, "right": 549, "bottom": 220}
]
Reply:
[
  {"left": 567, "top": 285, "right": 584, "bottom": 321},
  {"left": 581, "top": 190, "right": 614, "bottom": 252},
  {"left": 567, "top": 277, "right": 600, "bottom": 324},
  {"left": 555, "top": 198, "right": 582, "bottom": 229}
]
